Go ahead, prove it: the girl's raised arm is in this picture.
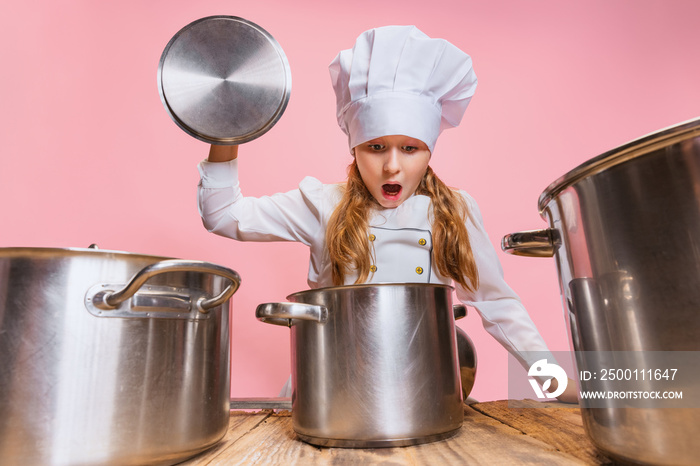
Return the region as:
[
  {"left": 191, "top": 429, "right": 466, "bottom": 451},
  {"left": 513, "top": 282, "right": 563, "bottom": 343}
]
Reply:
[{"left": 207, "top": 144, "right": 238, "bottom": 162}]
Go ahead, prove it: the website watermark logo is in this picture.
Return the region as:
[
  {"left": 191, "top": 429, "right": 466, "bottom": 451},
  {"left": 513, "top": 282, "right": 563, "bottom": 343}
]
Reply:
[
  {"left": 509, "top": 351, "right": 696, "bottom": 409},
  {"left": 527, "top": 359, "right": 568, "bottom": 399}
]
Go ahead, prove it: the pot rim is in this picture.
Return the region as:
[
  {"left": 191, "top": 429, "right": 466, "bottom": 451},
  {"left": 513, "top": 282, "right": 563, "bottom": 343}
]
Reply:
[
  {"left": 0, "top": 246, "right": 174, "bottom": 261},
  {"left": 538, "top": 116, "right": 700, "bottom": 215},
  {"left": 286, "top": 282, "right": 455, "bottom": 300}
]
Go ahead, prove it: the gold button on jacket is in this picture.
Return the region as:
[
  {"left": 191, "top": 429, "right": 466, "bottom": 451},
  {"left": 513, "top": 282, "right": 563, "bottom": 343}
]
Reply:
[{"left": 367, "top": 227, "right": 432, "bottom": 283}]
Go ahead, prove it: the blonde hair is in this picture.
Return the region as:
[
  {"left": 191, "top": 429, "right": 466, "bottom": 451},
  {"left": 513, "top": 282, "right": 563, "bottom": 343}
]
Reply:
[{"left": 326, "top": 160, "right": 479, "bottom": 291}]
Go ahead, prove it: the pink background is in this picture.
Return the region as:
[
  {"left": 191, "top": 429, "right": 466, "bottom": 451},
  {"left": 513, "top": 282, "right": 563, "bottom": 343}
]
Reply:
[{"left": 2, "top": 0, "right": 699, "bottom": 402}]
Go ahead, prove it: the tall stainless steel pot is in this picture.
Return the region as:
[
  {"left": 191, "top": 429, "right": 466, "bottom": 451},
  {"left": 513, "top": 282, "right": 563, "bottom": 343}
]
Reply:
[
  {"left": 255, "top": 283, "right": 473, "bottom": 448},
  {"left": 0, "top": 247, "right": 240, "bottom": 466},
  {"left": 502, "top": 117, "right": 700, "bottom": 465}
]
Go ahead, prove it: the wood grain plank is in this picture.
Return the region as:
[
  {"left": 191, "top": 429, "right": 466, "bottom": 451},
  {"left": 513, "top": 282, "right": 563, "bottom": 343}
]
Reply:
[
  {"left": 179, "top": 411, "right": 273, "bottom": 465},
  {"left": 471, "top": 400, "right": 613, "bottom": 464},
  {"left": 183, "top": 405, "right": 590, "bottom": 465},
  {"left": 200, "top": 411, "right": 412, "bottom": 465},
  {"left": 416, "top": 404, "right": 588, "bottom": 465}
]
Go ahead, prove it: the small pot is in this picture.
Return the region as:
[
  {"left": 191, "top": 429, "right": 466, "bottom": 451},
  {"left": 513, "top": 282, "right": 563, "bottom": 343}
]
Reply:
[{"left": 256, "top": 283, "right": 475, "bottom": 448}]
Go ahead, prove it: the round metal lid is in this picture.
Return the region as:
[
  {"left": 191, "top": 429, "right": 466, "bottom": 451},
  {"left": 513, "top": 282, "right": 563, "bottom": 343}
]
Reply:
[{"left": 158, "top": 16, "right": 291, "bottom": 145}]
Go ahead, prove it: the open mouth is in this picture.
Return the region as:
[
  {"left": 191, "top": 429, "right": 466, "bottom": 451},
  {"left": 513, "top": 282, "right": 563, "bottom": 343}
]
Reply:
[{"left": 382, "top": 183, "right": 402, "bottom": 198}]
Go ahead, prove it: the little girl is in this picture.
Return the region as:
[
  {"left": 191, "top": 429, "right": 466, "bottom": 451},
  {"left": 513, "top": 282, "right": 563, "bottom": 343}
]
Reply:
[{"left": 198, "top": 25, "right": 576, "bottom": 402}]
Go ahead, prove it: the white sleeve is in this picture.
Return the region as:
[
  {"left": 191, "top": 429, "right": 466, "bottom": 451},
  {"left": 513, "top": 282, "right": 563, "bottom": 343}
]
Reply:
[
  {"left": 197, "top": 159, "right": 324, "bottom": 246},
  {"left": 456, "top": 192, "right": 556, "bottom": 370}
]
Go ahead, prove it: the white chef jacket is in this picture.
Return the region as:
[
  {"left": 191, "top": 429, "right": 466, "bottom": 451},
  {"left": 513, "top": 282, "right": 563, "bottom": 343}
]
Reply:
[{"left": 197, "top": 159, "right": 554, "bottom": 370}]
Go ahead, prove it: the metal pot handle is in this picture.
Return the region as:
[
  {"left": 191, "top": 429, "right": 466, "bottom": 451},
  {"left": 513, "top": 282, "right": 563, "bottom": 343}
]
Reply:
[
  {"left": 501, "top": 228, "right": 559, "bottom": 257},
  {"left": 256, "top": 302, "right": 328, "bottom": 327},
  {"left": 453, "top": 304, "right": 467, "bottom": 320},
  {"left": 91, "top": 260, "right": 241, "bottom": 312},
  {"left": 257, "top": 302, "right": 462, "bottom": 327}
]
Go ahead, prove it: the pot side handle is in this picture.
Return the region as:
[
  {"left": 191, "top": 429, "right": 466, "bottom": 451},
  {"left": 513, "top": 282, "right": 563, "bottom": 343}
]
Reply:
[
  {"left": 501, "top": 229, "right": 559, "bottom": 257},
  {"left": 255, "top": 302, "right": 328, "bottom": 327},
  {"left": 453, "top": 304, "right": 467, "bottom": 320},
  {"left": 91, "top": 260, "right": 241, "bottom": 312}
]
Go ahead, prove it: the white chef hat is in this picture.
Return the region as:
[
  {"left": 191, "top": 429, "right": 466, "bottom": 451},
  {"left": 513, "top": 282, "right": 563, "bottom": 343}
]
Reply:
[{"left": 329, "top": 25, "right": 477, "bottom": 153}]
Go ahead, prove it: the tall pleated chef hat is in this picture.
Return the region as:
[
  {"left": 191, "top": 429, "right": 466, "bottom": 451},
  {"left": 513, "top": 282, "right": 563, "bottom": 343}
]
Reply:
[{"left": 329, "top": 25, "right": 477, "bottom": 153}]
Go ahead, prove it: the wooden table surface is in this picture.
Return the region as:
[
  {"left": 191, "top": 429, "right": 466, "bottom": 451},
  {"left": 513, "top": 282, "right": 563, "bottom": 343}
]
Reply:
[{"left": 181, "top": 400, "right": 615, "bottom": 465}]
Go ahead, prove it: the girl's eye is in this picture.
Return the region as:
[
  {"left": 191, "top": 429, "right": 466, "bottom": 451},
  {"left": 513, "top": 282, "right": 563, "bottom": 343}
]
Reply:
[
  {"left": 368, "top": 144, "right": 384, "bottom": 151},
  {"left": 402, "top": 146, "right": 418, "bottom": 153}
]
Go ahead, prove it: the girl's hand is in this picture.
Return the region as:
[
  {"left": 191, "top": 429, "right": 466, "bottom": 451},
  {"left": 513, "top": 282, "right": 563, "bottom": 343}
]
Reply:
[
  {"left": 208, "top": 144, "right": 238, "bottom": 162},
  {"left": 553, "top": 377, "right": 578, "bottom": 404}
]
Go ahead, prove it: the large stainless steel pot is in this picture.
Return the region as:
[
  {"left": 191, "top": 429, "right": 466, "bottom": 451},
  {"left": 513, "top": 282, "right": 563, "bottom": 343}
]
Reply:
[
  {"left": 502, "top": 117, "right": 700, "bottom": 465},
  {"left": 255, "top": 283, "right": 474, "bottom": 448},
  {"left": 0, "top": 247, "right": 240, "bottom": 466}
]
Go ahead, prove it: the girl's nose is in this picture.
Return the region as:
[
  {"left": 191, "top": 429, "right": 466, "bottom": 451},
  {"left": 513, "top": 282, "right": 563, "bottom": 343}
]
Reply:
[{"left": 383, "top": 149, "right": 401, "bottom": 173}]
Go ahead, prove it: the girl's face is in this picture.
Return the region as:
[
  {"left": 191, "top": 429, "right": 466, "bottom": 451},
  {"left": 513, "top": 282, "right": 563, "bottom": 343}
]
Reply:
[{"left": 354, "top": 135, "right": 431, "bottom": 209}]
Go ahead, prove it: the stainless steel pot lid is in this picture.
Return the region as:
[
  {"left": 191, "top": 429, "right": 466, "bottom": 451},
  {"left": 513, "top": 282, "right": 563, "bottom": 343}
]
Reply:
[{"left": 157, "top": 16, "right": 291, "bottom": 145}]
